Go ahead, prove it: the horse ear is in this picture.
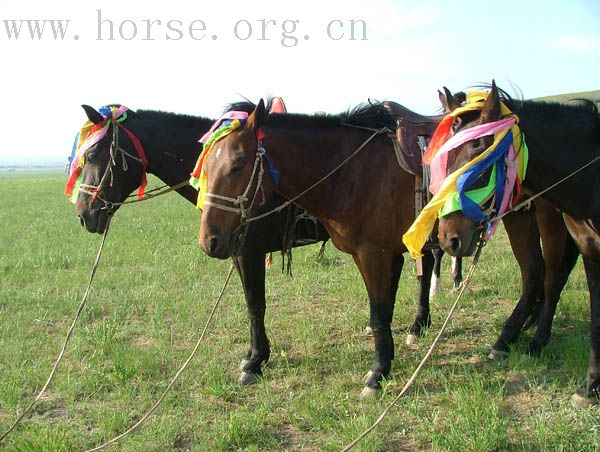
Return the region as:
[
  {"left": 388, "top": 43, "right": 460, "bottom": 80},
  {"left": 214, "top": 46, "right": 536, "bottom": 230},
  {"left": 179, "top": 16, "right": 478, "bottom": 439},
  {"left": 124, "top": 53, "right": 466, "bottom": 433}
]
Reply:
[
  {"left": 480, "top": 81, "right": 500, "bottom": 123},
  {"left": 248, "top": 99, "right": 266, "bottom": 131},
  {"left": 439, "top": 87, "right": 460, "bottom": 113},
  {"left": 81, "top": 105, "right": 104, "bottom": 124}
]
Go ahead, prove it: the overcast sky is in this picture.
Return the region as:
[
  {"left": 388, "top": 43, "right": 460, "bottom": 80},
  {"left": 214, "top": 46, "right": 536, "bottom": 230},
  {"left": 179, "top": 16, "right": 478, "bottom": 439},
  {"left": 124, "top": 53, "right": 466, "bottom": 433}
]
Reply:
[{"left": 1, "top": 0, "right": 599, "bottom": 164}]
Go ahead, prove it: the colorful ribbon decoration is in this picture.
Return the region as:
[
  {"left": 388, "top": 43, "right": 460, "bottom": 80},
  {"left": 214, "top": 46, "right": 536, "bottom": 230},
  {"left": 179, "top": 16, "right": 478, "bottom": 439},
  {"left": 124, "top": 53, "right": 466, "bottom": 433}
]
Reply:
[
  {"left": 190, "top": 111, "right": 280, "bottom": 209},
  {"left": 402, "top": 92, "right": 528, "bottom": 259},
  {"left": 64, "top": 106, "right": 149, "bottom": 203},
  {"left": 190, "top": 112, "right": 249, "bottom": 209}
]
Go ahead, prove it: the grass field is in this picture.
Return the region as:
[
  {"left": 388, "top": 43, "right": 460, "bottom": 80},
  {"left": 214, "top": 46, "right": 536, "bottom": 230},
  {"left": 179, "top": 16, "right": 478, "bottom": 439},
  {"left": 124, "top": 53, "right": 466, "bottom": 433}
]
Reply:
[{"left": 0, "top": 169, "right": 598, "bottom": 451}]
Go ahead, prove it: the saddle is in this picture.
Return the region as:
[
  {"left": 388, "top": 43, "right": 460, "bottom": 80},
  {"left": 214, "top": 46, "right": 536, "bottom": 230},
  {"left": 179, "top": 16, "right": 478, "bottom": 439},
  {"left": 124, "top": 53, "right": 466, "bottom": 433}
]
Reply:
[
  {"left": 383, "top": 102, "right": 444, "bottom": 265},
  {"left": 383, "top": 101, "right": 443, "bottom": 177},
  {"left": 269, "top": 97, "right": 287, "bottom": 114}
]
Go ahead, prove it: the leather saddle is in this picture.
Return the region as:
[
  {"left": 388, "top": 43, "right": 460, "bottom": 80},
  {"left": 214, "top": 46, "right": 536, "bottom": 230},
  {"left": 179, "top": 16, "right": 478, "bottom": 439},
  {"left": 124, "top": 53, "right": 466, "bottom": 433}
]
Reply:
[{"left": 383, "top": 101, "right": 443, "bottom": 177}]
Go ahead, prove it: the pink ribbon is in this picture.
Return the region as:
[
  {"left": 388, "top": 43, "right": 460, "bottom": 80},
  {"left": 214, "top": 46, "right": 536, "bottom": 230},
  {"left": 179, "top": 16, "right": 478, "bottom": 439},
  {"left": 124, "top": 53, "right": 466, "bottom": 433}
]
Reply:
[
  {"left": 199, "top": 111, "right": 249, "bottom": 144},
  {"left": 429, "top": 117, "right": 516, "bottom": 194}
]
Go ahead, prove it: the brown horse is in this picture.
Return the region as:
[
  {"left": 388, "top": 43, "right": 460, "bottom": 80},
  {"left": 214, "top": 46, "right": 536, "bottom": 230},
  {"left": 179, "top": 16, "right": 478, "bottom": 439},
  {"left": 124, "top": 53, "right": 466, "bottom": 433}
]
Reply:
[
  {"left": 195, "top": 99, "right": 579, "bottom": 395},
  {"left": 436, "top": 83, "right": 600, "bottom": 406}
]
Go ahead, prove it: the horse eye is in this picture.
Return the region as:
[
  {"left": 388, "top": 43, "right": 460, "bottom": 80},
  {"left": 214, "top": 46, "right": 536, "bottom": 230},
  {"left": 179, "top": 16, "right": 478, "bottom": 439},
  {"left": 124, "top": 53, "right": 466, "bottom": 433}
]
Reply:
[
  {"left": 230, "top": 158, "right": 246, "bottom": 173},
  {"left": 451, "top": 117, "right": 462, "bottom": 132}
]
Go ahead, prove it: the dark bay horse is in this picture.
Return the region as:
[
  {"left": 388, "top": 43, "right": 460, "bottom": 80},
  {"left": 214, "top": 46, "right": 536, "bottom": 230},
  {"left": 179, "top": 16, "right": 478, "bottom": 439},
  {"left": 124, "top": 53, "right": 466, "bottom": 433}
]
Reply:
[
  {"left": 71, "top": 103, "right": 441, "bottom": 388},
  {"left": 195, "top": 99, "right": 579, "bottom": 395},
  {"left": 436, "top": 83, "right": 600, "bottom": 406}
]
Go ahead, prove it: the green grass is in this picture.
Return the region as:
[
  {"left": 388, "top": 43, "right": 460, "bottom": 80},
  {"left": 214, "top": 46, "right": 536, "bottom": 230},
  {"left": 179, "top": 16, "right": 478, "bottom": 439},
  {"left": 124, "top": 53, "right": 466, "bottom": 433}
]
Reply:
[{"left": 1, "top": 170, "right": 599, "bottom": 450}]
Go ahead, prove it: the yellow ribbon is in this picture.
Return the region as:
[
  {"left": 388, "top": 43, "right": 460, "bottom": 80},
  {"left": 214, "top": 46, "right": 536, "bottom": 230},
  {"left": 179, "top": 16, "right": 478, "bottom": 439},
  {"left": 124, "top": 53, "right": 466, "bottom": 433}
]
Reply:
[{"left": 402, "top": 91, "right": 522, "bottom": 259}]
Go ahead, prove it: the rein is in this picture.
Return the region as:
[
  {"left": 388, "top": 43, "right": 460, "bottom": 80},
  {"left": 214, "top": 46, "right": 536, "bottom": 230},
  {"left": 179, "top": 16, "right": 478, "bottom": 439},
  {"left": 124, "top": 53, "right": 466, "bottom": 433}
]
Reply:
[
  {"left": 342, "top": 239, "right": 486, "bottom": 451},
  {"left": 488, "top": 152, "right": 600, "bottom": 224},
  {"left": 246, "top": 127, "right": 387, "bottom": 223},
  {"left": 0, "top": 215, "right": 113, "bottom": 444}
]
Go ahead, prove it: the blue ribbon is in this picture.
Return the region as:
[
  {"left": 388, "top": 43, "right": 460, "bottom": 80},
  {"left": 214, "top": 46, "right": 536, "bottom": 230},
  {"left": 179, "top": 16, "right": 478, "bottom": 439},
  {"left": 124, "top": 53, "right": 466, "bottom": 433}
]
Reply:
[{"left": 456, "top": 131, "right": 513, "bottom": 223}]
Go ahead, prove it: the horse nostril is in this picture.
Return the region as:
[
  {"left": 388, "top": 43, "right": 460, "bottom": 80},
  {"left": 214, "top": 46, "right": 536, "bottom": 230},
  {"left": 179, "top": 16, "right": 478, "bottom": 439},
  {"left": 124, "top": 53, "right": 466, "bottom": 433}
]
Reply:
[
  {"left": 449, "top": 237, "right": 461, "bottom": 254},
  {"left": 208, "top": 236, "right": 219, "bottom": 255},
  {"left": 78, "top": 215, "right": 85, "bottom": 227}
]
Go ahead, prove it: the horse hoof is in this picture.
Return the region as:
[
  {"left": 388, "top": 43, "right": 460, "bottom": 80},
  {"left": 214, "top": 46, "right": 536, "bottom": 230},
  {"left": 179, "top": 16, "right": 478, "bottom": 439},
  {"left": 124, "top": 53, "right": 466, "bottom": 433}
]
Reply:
[
  {"left": 239, "top": 371, "right": 260, "bottom": 386},
  {"left": 570, "top": 393, "right": 597, "bottom": 408},
  {"left": 239, "top": 359, "right": 250, "bottom": 371},
  {"left": 358, "top": 386, "right": 381, "bottom": 399},
  {"left": 364, "top": 326, "right": 374, "bottom": 337},
  {"left": 362, "top": 370, "right": 374, "bottom": 384},
  {"left": 406, "top": 334, "right": 418, "bottom": 346},
  {"left": 488, "top": 349, "right": 509, "bottom": 362}
]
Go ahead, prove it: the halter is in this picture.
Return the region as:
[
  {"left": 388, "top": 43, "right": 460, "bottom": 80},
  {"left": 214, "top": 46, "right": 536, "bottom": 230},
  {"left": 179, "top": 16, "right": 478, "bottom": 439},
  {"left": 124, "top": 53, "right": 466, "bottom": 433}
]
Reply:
[{"left": 65, "top": 106, "right": 149, "bottom": 211}]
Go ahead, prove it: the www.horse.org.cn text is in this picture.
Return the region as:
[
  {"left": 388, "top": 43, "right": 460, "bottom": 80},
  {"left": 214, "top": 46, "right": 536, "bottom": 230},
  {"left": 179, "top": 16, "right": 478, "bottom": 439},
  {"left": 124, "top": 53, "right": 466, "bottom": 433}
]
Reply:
[{"left": 1, "top": 11, "right": 368, "bottom": 47}]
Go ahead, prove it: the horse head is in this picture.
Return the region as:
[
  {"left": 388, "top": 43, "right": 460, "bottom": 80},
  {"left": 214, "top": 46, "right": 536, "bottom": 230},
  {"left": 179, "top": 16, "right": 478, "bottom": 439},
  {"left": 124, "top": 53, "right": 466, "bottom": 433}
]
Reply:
[
  {"left": 196, "top": 100, "right": 277, "bottom": 259},
  {"left": 67, "top": 105, "right": 148, "bottom": 233},
  {"left": 433, "top": 82, "right": 512, "bottom": 257}
]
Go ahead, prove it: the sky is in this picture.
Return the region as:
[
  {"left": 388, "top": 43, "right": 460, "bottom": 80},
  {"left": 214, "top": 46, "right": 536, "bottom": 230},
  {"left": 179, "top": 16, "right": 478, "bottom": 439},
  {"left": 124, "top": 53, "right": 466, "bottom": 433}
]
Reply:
[{"left": 1, "top": 0, "right": 599, "bottom": 165}]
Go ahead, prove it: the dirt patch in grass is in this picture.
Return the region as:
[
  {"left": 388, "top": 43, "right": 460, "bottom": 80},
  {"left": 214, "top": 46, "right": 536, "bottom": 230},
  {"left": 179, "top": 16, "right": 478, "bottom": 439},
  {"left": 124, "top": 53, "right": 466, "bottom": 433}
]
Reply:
[{"left": 274, "top": 422, "right": 316, "bottom": 451}]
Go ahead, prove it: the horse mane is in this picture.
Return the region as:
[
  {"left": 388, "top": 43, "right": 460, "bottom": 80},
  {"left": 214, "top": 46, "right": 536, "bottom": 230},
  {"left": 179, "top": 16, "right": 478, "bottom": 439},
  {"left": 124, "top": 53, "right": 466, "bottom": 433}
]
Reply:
[
  {"left": 223, "top": 99, "right": 395, "bottom": 130},
  {"left": 473, "top": 83, "right": 599, "bottom": 122},
  {"left": 94, "top": 103, "right": 214, "bottom": 128},
  {"left": 134, "top": 109, "right": 214, "bottom": 128}
]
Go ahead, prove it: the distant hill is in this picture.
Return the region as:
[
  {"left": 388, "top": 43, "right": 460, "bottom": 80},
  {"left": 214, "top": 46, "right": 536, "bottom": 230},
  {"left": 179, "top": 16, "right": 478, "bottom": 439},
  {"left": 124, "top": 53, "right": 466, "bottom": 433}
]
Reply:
[{"left": 535, "top": 90, "right": 600, "bottom": 105}]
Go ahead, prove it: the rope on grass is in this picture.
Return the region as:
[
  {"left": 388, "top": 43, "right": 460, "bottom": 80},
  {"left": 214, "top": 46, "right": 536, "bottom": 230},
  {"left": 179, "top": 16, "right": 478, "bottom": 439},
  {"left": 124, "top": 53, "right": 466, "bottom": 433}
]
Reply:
[
  {"left": 85, "top": 264, "right": 235, "bottom": 451},
  {"left": 0, "top": 216, "right": 113, "bottom": 445},
  {"left": 341, "top": 240, "right": 485, "bottom": 451}
]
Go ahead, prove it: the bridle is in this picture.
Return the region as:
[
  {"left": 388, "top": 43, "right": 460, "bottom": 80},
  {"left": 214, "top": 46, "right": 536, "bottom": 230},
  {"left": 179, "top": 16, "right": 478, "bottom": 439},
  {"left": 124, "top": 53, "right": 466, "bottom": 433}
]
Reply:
[
  {"left": 201, "top": 134, "right": 270, "bottom": 248},
  {"left": 79, "top": 121, "right": 146, "bottom": 212},
  {"left": 69, "top": 106, "right": 149, "bottom": 213}
]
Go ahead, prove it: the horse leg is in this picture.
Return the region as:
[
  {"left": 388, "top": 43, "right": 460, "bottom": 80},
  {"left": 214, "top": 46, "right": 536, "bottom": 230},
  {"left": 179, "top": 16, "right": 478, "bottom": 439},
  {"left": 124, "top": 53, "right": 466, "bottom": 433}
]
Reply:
[
  {"left": 429, "top": 248, "right": 443, "bottom": 298},
  {"left": 527, "top": 201, "right": 580, "bottom": 355},
  {"left": 490, "top": 209, "right": 544, "bottom": 359},
  {"left": 572, "top": 256, "right": 600, "bottom": 406},
  {"left": 407, "top": 251, "right": 435, "bottom": 346},
  {"left": 232, "top": 249, "right": 270, "bottom": 385},
  {"left": 352, "top": 250, "right": 396, "bottom": 398},
  {"left": 364, "top": 254, "right": 403, "bottom": 337},
  {"left": 452, "top": 257, "right": 463, "bottom": 290},
  {"left": 561, "top": 215, "right": 600, "bottom": 407}
]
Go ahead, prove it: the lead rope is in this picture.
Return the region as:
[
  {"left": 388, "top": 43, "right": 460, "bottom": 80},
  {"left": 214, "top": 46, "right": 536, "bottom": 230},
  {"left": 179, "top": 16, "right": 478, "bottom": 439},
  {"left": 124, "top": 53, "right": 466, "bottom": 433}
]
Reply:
[
  {"left": 490, "top": 153, "right": 600, "bottom": 224},
  {"left": 341, "top": 140, "right": 600, "bottom": 451},
  {"left": 86, "top": 265, "right": 235, "bottom": 451},
  {"left": 341, "top": 240, "right": 485, "bottom": 451},
  {"left": 0, "top": 214, "right": 113, "bottom": 444},
  {"left": 245, "top": 128, "right": 387, "bottom": 224}
]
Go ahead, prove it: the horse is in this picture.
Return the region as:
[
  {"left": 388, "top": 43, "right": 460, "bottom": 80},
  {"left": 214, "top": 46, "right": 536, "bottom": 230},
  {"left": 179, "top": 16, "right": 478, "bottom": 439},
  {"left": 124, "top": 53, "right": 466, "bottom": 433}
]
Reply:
[
  {"left": 70, "top": 102, "right": 443, "bottom": 388},
  {"left": 193, "top": 98, "right": 579, "bottom": 395},
  {"left": 434, "top": 82, "right": 599, "bottom": 406}
]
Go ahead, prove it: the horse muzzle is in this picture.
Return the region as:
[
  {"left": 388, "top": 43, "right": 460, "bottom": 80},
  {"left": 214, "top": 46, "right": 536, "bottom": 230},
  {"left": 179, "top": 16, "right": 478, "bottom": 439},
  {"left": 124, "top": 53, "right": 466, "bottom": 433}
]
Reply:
[
  {"left": 200, "top": 231, "right": 236, "bottom": 259},
  {"left": 438, "top": 214, "right": 480, "bottom": 257},
  {"left": 77, "top": 208, "right": 110, "bottom": 234}
]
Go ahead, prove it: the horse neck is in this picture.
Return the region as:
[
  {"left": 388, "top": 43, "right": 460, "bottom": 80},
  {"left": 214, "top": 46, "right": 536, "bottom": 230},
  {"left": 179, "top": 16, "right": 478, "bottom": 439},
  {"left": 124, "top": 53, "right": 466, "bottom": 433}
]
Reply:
[
  {"left": 129, "top": 114, "right": 214, "bottom": 204},
  {"left": 518, "top": 105, "right": 600, "bottom": 217},
  {"left": 262, "top": 124, "right": 370, "bottom": 217}
]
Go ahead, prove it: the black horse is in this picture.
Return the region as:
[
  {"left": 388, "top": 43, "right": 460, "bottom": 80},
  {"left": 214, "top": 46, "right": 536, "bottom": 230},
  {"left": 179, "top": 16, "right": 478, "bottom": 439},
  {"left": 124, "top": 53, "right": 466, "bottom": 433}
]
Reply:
[{"left": 437, "top": 83, "right": 600, "bottom": 406}]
